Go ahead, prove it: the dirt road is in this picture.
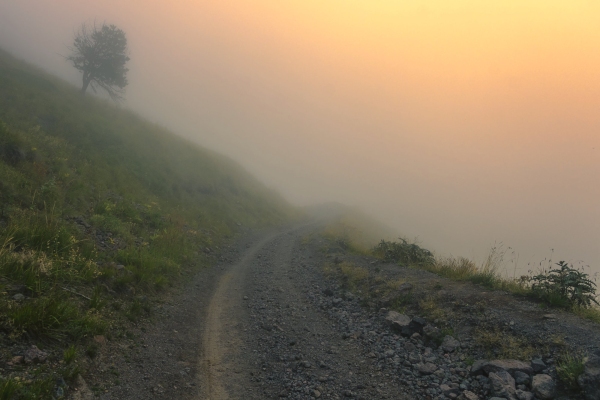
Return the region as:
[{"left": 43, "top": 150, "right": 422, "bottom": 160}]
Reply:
[
  {"left": 197, "top": 223, "right": 411, "bottom": 399},
  {"left": 87, "top": 223, "right": 600, "bottom": 400},
  {"left": 92, "top": 223, "right": 413, "bottom": 399}
]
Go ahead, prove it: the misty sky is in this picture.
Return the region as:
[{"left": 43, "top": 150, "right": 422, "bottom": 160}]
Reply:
[{"left": 1, "top": 0, "right": 598, "bottom": 275}]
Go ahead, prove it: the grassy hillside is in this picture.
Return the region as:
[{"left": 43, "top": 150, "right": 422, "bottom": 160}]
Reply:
[{"left": 0, "top": 48, "right": 295, "bottom": 398}]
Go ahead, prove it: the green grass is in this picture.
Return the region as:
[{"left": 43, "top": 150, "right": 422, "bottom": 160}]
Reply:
[
  {"left": 0, "top": 47, "right": 296, "bottom": 397},
  {"left": 557, "top": 352, "right": 586, "bottom": 391}
]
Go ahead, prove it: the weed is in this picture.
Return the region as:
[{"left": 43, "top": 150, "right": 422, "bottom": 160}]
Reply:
[
  {"left": 89, "top": 286, "right": 105, "bottom": 310},
  {"left": 418, "top": 296, "right": 446, "bottom": 321},
  {"left": 63, "top": 345, "right": 77, "bottom": 364},
  {"left": 531, "top": 261, "right": 598, "bottom": 308},
  {"left": 556, "top": 352, "right": 586, "bottom": 391}
]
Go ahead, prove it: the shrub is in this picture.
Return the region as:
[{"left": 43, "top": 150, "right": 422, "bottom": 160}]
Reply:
[
  {"left": 372, "top": 238, "right": 434, "bottom": 266},
  {"left": 530, "top": 261, "right": 598, "bottom": 308}
]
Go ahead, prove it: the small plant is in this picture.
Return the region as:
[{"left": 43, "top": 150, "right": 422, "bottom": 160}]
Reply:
[
  {"left": 556, "top": 352, "right": 586, "bottom": 391},
  {"left": 0, "top": 379, "right": 19, "bottom": 400},
  {"left": 530, "top": 261, "right": 598, "bottom": 308},
  {"left": 89, "top": 286, "right": 105, "bottom": 310},
  {"left": 85, "top": 343, "right": 99, "bottom": 359},
  {"left": 63, "top": 345, "right": 77, "bottom": 364}
]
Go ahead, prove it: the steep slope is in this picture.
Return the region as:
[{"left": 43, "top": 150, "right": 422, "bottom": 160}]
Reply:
[{"left": 0, "top": 48, "right": 295, "bottom": 398}]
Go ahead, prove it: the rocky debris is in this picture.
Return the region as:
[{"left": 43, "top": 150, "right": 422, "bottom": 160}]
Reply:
[
  {"left": 23, "top": 345, "right": 48, "bottom": 364},
  {"left": 489, "top": 369, "right": 517, "bottom": 399},
  {"left": 578, "top": 350, "right": 600, "bottom": 400},
  {"left": 531, "top": 374, "right": 556, "bottom": 399}
]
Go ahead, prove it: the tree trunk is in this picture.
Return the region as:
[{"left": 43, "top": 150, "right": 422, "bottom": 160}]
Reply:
[{"left": 81, "top": 71, "right": 91, "bottom": 96}]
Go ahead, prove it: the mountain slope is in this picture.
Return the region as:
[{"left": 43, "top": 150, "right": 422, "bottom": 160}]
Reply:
[{"left": 0, "top": 48, "right": 295, "bottom": 398}]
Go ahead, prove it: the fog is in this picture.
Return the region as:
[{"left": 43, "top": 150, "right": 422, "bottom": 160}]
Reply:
[{"left": 1, "top": 0, "right": 598, "bottom": 275}]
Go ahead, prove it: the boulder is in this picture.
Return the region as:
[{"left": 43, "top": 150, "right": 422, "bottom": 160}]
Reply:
[
  {"left": 577, "top": 350, "right": 600, "bottom": 400},
  {"left": 515, "top": 389, "right": 534, "bottom": 400},
  {"left": 409, "top": 316, "right": 427, "bottom": 334},
  {"left": 514, "top": 371, "right": 530, "bottom": 385},
  {"left": 531, "top": 358, "right": 546, "bottom": 373},
  {"left": 384, "top": 311, "right": 412, "bottom": 336},
  {"left": 531, "top": 374, "right": 556, "bottom": 399},
  {"left": 483, "top": 360, "right": 534, "bottom": 376},
  {"left": 489, "top": 369, "right": 517, "bottom": 400},
  {"left": 470, "top": 359, "right": 489, "bottom": 375}
]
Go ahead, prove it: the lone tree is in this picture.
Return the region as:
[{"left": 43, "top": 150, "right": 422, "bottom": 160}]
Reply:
[{"left": 68, "top": 22, "right": 130, "bottom": 101}]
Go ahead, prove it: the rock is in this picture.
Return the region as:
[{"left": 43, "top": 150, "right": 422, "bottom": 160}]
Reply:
[
  {"left": 384, "top": 311, "right": 412, "bottom": 336},
  {"left": 489, "top": 370, "right": 517, "bottom": 400},
  {"left": 93, "top": 335, "right": 106, "bottom": 345},
  {"left": 531, "top": 358, "right": 546, "bottom": 373},
  {"left": 10, "top": 356, "right": 23, "bottom": 365},
  {"left": 416, "top": 362, "right": 438, "bottom": 375},
  {"left": 409, "top": 316, "right": 427, "bottom": 334},
  {"left": 441, "top": 336, "right": 461, "bottom": 353},
  {"left": 313, "top": 389, "right": 321, "bottom": 398},
  {"left": 483, "top": 360, "right": 534, "bottom": 376},
  {"left": 531, "top": 374, "right": 556, "bottom": 399},
  {"left": 514, "top": 371, "right": 530, "bottom": 385},
  {"left": 470, "top": 359, "right": 489, "bottom": 375},
  {"left": 515, "top": 389, "right": 534, "bottom": 400},
  {"left": 423, "top": 324, "right": 440, "bottom": 339},
  {"left": 578, "top": 350, "right": 600, "bottom": 400},
  {"left": 440, "top": 384, "right": 460, "bottom": 396},
  {"left": 23, "top": 345, "right": 48, "bottom": 364},
  {"left": 458, "top": 390, "right": 479, "bottom": 400},
  {"left": 12, "top": 293, "right": 25, "bottom": 301}
]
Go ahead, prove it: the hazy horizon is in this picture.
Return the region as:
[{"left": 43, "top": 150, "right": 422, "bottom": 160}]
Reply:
[{"left": 1, "top": 0, "right": 598, "bottom": 276}]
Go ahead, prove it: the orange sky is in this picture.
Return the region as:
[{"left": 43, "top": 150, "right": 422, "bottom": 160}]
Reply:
[{"left": 0, "top": 0, "right": 598, "bottom": 273}]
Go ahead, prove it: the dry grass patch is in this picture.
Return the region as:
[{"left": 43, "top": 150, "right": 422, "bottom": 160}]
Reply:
[
  {"left": 474, "top": 328, "right": 538, "bottom": 360},
  {"left": 572, "top": 305, "right": 600, "bottom": 324},
  {"left": 418, "top": 296, "right": 447, "bottom": 321}
]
